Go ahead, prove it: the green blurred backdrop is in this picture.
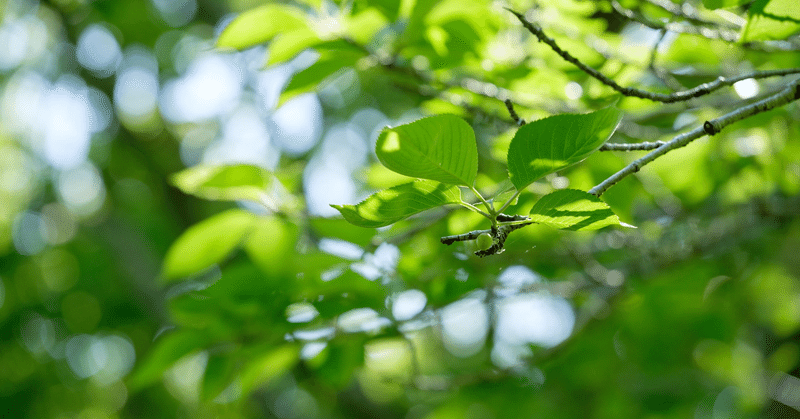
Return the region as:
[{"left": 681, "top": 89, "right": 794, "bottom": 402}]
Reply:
[{"left": 1, "top": 0, "right": 800, "bottom": 417}]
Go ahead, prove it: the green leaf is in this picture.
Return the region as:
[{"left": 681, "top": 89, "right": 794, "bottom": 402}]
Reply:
[
  {"left": 375, "top": 115, "right": 478, "bottom": 185},
  {"left": 528, "top": 189, "right": 632, "bottom": 231},
  {"left": 172, "top": 164, "right": 272, "bottom": 202},
  {"left": 741, "top": 0, "right": 800, "bottom": 42},
  {"left": 217, "top": 5, "right": 308, "bottom": 50},
  {"left": 279, "top": 47, "right": 364, "bottom": 105},
  {"left": 331, "top": 180, "right": 462, "bottom": 228},
  {"left": 507, "top": 106, "right": 622, "bottom": 191},
  {"left": 127, "top": 329, "right": 210, "bottom": 390},
  {"left": 238, "top": 344, "right": 300, "bottom": 394},
  {"left": 702, "top": 0, "right": 748, "bottom": 9},
  {"left": 162, "top": 209, "right": 257, "bottom": 281},
  {"left": 267, "top": 27, "right": 322, "bottom": 66}
]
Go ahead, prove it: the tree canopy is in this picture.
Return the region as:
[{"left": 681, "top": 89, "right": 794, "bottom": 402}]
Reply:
[{"left": 1, "top": 0, "right": 800, "bottom": 418}]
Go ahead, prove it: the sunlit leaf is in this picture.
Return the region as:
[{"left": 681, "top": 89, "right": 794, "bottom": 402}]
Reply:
[
  {"left": 507, "top": 106, "right": 622, "bottom": 191},
  {"left": 528, "top": 189, "right": 633, "bottom": 231},
  {"left": 172, "top": 164, "right": 273, "bottom": 202},
  {"left": 162, "top": 209, "right": 257, "bottom": 281},
  {"left": 376, "top": 115, "right": 478, "bottom": 185},
  {"left": 741, "top": 0, "right": 800, "bottom": 42},
  {"left": 702, "top": 0, "right": 748, "bottom": 9},
  {"left": 332, "top": 180, "right": 462, "bottom": 228},
  {"left": 267, "top": 27, "right": 322, "bottom": 65},
  {"left": 217, "top": 5, "right": 307, "bottom": 50}
]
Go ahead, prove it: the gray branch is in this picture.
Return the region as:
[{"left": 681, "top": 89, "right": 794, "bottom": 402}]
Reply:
[
  {"left": 600, "top": 141, "right": 667, "bottom": 151},
  {"left": 507, "top": 8, "right": 800, "bottom": 103},
  {"left": 589, "top": 79, "right": 800, "bottom": 196}
]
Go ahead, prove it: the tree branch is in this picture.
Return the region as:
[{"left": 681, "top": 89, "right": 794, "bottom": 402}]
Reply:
[
  {"left": 507, "top": 8, "right": 800, "bottom": 103},
  {"left": 589, "top": 79, "right": 800, "bottom": 196},
  {"left": 600, "top": 141, "right": 666, "bottom": 151}
]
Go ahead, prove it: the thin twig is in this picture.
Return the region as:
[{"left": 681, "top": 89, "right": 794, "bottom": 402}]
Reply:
[
  {"left": 600, "top": 141, "right": 666, "bottom": 151},
  {"left": 504, "top": 99, "right": 526, "bottom": 126},
  {"left": 507, "top": 8, "right": 800, "bottom": 103},
  {"left": 589, "top": 79, "right": 800, "bottom": 196},
  {"left": 611, "top": 0, "right": 739, "bottom": 42}
]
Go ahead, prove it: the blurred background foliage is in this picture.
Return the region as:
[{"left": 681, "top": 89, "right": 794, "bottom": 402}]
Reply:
[{"left": 1, "top": 0, "right": 799, "bottom": 417}]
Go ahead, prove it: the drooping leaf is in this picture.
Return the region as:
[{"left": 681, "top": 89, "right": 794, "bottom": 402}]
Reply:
[
  {"left": 331, "top": 180, "right": 462, "bottom": 228},
  {"left": 528, "top": 189, "right": 633, "bottom": 231},
  {"left": 375, "top": 115, "right": 478, "bottom": 185},
  {"left": 162, "top": 209, "right": 257, "bottom": 281},
  {"left": 507, "top": 106, "right": 622, "bottom": 191},
  {"left": 217, "top": 5, "right": 308, "bottom": 50},
  {"left": 740, "top": 0, "right": 800, "bottom": 42}
]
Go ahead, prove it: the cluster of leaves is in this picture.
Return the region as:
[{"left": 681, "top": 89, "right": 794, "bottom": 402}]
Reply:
[{"left": 332, "top": 107, "right": 631, "bottom": 256}]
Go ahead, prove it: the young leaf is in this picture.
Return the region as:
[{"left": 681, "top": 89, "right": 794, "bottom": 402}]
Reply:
[
  {"left": 162, "top": 209, "right": 257, "bottom": 281},
  {"left": 217, "top": 5, "right": 307, "bottom": 50},
  {"left": 331, "top": 180, "right": 462, "bottom": 228},
  {"left": 376, "top": 115, "right": 478, "bottom": 186},
  {"left": 507, "top": 106, "right": 622, "bottom": 191},
  {"left": 529, "top": 189, "right": 633, "bottom": 231}
]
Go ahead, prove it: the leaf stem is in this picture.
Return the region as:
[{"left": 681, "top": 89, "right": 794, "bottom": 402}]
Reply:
[
  {"left": 470, "top": 186, "right": 496, "bottom": 216},
  {"left": 495, "top": 189, "right": 522, "bottom": 215},
  {"left": 458, "top": 201, "right": 492, "bottom": 219}
]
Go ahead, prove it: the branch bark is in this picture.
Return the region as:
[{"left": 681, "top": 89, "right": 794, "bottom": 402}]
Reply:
[{"left": 589, "top": 79, "right": 800, "bottom": 196}]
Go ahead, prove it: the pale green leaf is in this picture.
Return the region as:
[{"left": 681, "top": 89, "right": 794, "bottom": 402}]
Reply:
[
  {"left": 162, "top": 209, "right": 257, "bottom": 281},
  {"left": 128, "top": 330, "right": 210, "bottom": 390},
  {"left": 171, "top": 164, "right": 273, "bottom": 203},
  {"left": 267, "top": 27, "right": 322, "bottom": 65},
  {"left": 529, "top": 189, "right": 633, "bottom": 231},
  {"left": 741, "top": 0, "right": 800, "bottom": 42},
  {"left": 376, "top": 115, "right": 478, "bottom": 185},
  {"left": 507, "top": 106, "right": 622, "bottom": 191},
  {"left": 331, "top": 180, "right": 462, "bottom": 228},
  {"left": 217, "top": 5, "right": 307, "bottom": 50}
]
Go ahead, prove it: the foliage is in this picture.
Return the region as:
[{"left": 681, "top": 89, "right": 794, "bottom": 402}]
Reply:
[{"left": 1, "top": 0, "right": 800, "bottom": 418}]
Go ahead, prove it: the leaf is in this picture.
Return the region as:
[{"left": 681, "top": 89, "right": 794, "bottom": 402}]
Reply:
[
  {"left": 162, "top": 209, "right": 257, "bottom": 281},
  {"left": 331, "top": 180, "right": 462, "bottom": 228},
  {"left": 267, "top": 27, "right": 322, "bottom": 66},
  {"left": 172, "top": 164, "right": 271, "bottom": 202},
  {"left": 238, "top": 344, "right": 300, "bottom": 394},
  {"left": 279, "top": 47, "right": 364, "bottom": 105},
  {"left": 127, "top": 329, "right": 210, "bottom": 390},
  {"left": 702, "top": 0, "right": 748, "bottom": 9},
  {"left": 528, "top": 189, "right": 633, "bottom": 231},
  {"left": 375, "top": 115, "right": 478, "bottom": 185},
  {"left": 217, "top": 5, "right": 308, "bottom": 50},
  {"left": 507, "top": 106, "right": 622, "bottom": 191},
  {"left": 740, "top": 0, "right": 800, "bottom": 42}
]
